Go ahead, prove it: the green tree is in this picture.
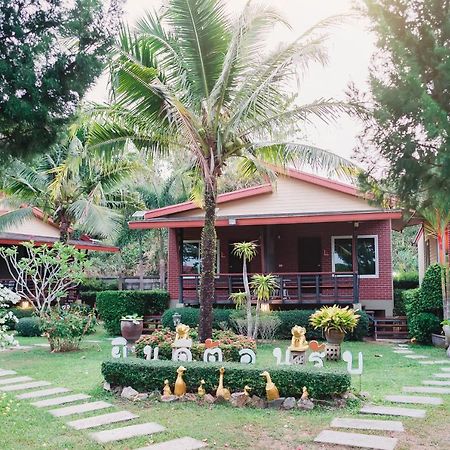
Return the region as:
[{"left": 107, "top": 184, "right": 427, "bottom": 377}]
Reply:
[
  {"left": 89, "top": 0, "right": 358, "bottom": 340},
  {"left": 0, "top": 0, "right": 122, "bottom": 157},
  {"left": 392, "top": 227, "right": 419, "bottom": 274},
  {"left": 0, "top": 128, "right": 139, "bottom": 243}
]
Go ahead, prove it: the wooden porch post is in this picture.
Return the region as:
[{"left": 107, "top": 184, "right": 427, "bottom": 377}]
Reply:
[
  {"left": 178, "top": 228, "right": 184, "bottom": 304},
  {"left": 352, "top": 222, "right": 360, "bottom": 305},
  {"left": 260, "top": 227, "right": 265, "bottom": 273}
]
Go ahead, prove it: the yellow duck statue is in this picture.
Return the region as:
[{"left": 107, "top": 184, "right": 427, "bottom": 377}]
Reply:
[
  {"left": 197, "top": 379, "right": 206, "bottom": 397},
  {"left": 216, "top": 367, "right": 231, "bottom": 400},
  {"left": 260, "top": 371, "right": 280, "bottom": 401},
  {"left": 163, "top": 379, "right": 172, "bottom": 396},
  {"left": 174, "top": 366, "right": 187, "bottom": 397},
  {"left": 243, "top": 385, "right": 252, "bottom": 396}
]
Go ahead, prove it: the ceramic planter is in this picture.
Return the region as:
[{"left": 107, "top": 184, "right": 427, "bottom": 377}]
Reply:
[
  {"left": 431, "top": 333, "right": 446, "bottom": 348},
  {"left": 120, "top": 319, "right": 143, "bottom": 343},
  {"left": 325, "top": 329, "right": 345, "bottom": 345},
  {"left": 443, "top": 325, "right": 450, "bottom": 347}
]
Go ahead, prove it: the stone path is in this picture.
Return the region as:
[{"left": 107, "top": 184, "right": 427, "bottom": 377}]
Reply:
[
  {"left": 404, "top": 354, "right": 428, "bottom": 359},
  {"left": 441, "top": 367, "right": 450, "bottom": 372},
  {"left": 393, "top": 350, "right": 413, "bottom": 354},
  {"left": 384, "top": 395, "right": 443, "bottom": 405},
  {"left": 422, "top": 380, "right": 450, "bottom": 386},
  {"left": 403, "top": 386, "right": 450, "bottom": 394},
  {"left": 137, "top": 437, "right": 208, "bottom": 450},
  {"left": 360, "top": 405, "right": 426, "bottom": 418},
  {"left": 418, "top": 360, "right": 450, "bottom": 365},
  {"left": 0, "top": 367, "right": 207, "bottom": 448},
  {"left": 314, "top": 430, "right": 398, "bottom": 450},
  {"left": 330, "top": 418, "right": 404, "bottom": 432},
  {"left": 433, "top": 373, "right": 450, "bottom": 378},
  {"left": 89, "top": 422, "right": 166, "bottom": 444}
]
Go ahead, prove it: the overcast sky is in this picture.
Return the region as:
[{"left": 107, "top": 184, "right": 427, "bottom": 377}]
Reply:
[{"left": 87, "top": 0, "right": 374, "bottom": 160}]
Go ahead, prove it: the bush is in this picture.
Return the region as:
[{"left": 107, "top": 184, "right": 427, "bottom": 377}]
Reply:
[
  {"left": 276, "top": 310, "right": 322, "bottom": 340},
  {"left": 15, "top": 317, "right": 41, "bottom": 337},
  {"left": 408, "top": 312, "right": 441, "bottom": 344},
  {"left": 161, "top": 307, "right": 234, "bottom": 331},
  {"left": 102, "top": 359, "right": 350, "bottom": 399},
  {"left": 419, "top": 264, "right": 443, "bottom": 315},
  {"left": 393, "top": 272, "right": 419, "bottom": 316},
  {"left": 97, "top": 290, "right": 169, "bottom": 335},
  {"left": 3, "top": 307, "right": 34, "bottom": 330},
  {"left": 346, "top": 310, "right": 369, "bottom": 341},
  {"left": 40, "top": 306, "right": 96, "bottom": 352},
  {"left": 135, "top": 328, "right": 256, "bottom": 362},
  {"left": 79, "top": 279, "right": 119, "bottom": 308}
]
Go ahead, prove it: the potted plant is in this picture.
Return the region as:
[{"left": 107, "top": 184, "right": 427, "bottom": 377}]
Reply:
[
  {"left": 442, "top": 319, "right": 450, "bottom": 347},
  {"left": 310, "top": 305, "right": 359, "bottom": 345},
  {"left": 120, "top": 314, "right": 144, "bottom": 342}
]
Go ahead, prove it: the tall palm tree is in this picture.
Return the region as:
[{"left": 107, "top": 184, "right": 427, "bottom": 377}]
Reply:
[
  {"left": 0, "top": 129, "right": 141, "bottom": 243},
  {"left": 88, "top": 0, "right": 359, "bottom": 341}
]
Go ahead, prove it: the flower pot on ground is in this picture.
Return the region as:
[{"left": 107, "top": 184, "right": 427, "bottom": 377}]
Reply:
[
  {"left": 442, "top": 321, "right": 450, "bottom": 347},
  {"left": 325, "top": 328, "right": 345, "bottom": 345},
  {"left": 120, "top": 315, "right": 143, "bottom": 343}
]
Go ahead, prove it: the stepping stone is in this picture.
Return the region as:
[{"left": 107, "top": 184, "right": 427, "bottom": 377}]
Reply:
[
  {"left": 49, "top": 401, "right": 113, "bottom": 417},
  {"left": 433, "top": 373, "right": 450, "bottom": 378},
  {"left": 403, "top": 386, "right": 450, "bottom": 394},
  {"left": 385, "top": 395, "right": 443, "bottom": 405},
  {"left": 404, "top": 354, "right": 428, "bottom": 359},
  {"left": 137, "top": 437, "right": 208, "bottom": 450},
  {"left": 67, "top": 410, "right": 139, "bottom": 430},
  {"left": 393, "top": 350, "right": 413, "bottom": 354},
  {"left": 422, "top": 380, "right": 450, "bottom": 386},
  {"left": 0, "top": 381, "right": 51, "bottom": 392},
  {"left": 331, "top": 417, "right": 404, "bottom": 432},
  {"left": 419, "top": 360, "right": 450, "bottom": 365},
  {"left": 86, "top": 340, "right": 101, "bottom": 343},
  {"left": 314, "top": 430, "right": 397, "bottom": 450},
  {"left": 0, "top": 369, "right": 16, "bottom": 377},
  {"left": 360, "top": 405, "right": 426, "bottom": 418},
  {"left": 89, "top": 422, "right": 165, "bottom": 444},
  {"left": 441, "top": 368, "right": 450, "bottom": 372},
  {"left": 33, "top": 343, "right": 50, "bottom": 347},
  {"left": 397, "top": 344, "right": 409, "bottom": 347},
  {"left": 0, "top": 376, "right": 33, "bottom": 385},
  {"left": 31, "top": 393, "right": 91, "bottom": 407},
  {"left": 16, "top": 387, "right": 71, "bottom": 399}
]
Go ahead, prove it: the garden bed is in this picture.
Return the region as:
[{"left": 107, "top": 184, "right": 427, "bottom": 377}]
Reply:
[{"left": 101, "top": 359, "right": 350, "bottom": 399}]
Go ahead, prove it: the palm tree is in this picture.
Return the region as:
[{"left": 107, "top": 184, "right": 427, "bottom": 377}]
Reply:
[
  {"left": 0, "top": 129, "right": 141, "bottom": 243},
  {"left": 88, "top": 0, "right": 359, "bottom": 341}
]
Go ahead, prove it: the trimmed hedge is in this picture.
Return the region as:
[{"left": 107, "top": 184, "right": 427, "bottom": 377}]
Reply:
[
  {"left": 101, "top": 358, "right": 350, "bottom": 399},
  {"left": 419, "top": 264, "right": 443, "bottom": 315},
  {"left": 97, "top": 290, "right": 169, "bottom": 335},
  {"left": 408, "top": 312, "right": 441, "bottom": 344},
  {"left": 161, "top": 307, "right": 369, "bottom": 341},
  {"left": 16, "top": 317, "right": 41, "bottom": 337},
  {"left": 79, "top": 278, "right": 118, "bottom": 308}
]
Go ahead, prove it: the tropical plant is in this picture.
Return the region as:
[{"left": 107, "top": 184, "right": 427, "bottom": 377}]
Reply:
[
  {"left": 0, "top": 284, "right": 21, "bottom": 349},
  {"left": 89, "top": 0, "right": 359, "bottom": 340},
  {"left": 231, "top": 241, "right": 257, "bottom": 337},
  {"left": 249, "top": 273, "right": 279, "bottom": 339},
  {"left": 309, "top": 305, "right": 359, "bottom": 334},
  {"left": 0, "top": 242, "right": 89, "bottom": 315},
  {"left": 0, "top": 127, "right": 141, "bottom": 243}
]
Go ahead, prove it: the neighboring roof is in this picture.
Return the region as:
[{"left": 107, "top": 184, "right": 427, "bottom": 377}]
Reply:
[
  {"left": 130, "top": 167, "right": 402, "bottom": 229},
  {"left": 0, "top": 232, "right": 119, "bottom": 253}
]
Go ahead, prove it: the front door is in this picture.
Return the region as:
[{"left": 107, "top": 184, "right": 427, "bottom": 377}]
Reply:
[{"left": 298, "top": 237, "right": 322, "bottom": 272}]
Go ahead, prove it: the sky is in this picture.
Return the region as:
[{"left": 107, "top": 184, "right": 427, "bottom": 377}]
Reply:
[{"left": 87, "top": 0, "right": 375, "bottom": 160}]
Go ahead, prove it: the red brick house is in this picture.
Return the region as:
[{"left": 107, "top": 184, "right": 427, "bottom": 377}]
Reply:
[{"left": 130, "top": 168, "right": 403, "bottom": 317}]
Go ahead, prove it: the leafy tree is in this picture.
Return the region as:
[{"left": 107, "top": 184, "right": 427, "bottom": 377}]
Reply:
[
  {"left": 392, "top": 227, "right": 419, "bottom": 273},
  {"left": 0, "top": 128, "right": 140, "bottom": 242},
  {"left": 89, "top": 0, "right": 358, "bottom": 340},
  {"left": 0, "top": 0, "right": 122, "bottom": 157}
]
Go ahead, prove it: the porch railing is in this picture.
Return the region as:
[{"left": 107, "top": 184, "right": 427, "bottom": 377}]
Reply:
[{"left": 179, "top": 272, "right": 359, "bottom": 306}]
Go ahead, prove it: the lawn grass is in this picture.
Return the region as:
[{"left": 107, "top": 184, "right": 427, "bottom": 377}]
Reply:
[{"left": 0, "top": 329, "right": 449, "bottom": 449}]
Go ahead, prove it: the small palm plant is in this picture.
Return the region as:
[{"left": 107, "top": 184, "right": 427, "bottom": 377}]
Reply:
[{"left": 250, "top": 274, "right": 279, "bottom": 339}]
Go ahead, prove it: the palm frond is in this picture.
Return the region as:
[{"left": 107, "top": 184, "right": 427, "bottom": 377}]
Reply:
[{"left": 0, "top": 207, "right": 33, "bottom": 232}]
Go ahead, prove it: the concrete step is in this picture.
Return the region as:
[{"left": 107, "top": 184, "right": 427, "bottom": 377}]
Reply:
[
  {"left": 314, "top": 430, "right": 397, "bottom": 450},
  {"left": 67, "top": 410, "right": 138, "bottom": 430},
  {"left": 137, "top": 437, "right": 208, "bottom": 450},
  {"left": 16, "top": 387, "right": 71, "bottom": 399},
  {"left": 331, "top": 417, "right": 404, "bottom": 432},
  {"left": 31, "top": 393, "right": 91, "bottom": 408},
  {"left": 360, "top": 405, "right": 426, "bottom": 418},
  {"left": 0, "top": 376, "right": 32, "bottom": 385},
  {"left": 49, "top": 401, "right": 113, "bottom": 417},
  {"left": 422, "top": 380, "right": 450, "bottom": 386},
  {"left": 385, "top": 395, "right": 442, "bottom": 405},
  {"left": 0, "top": 370, "right": 17, "bottom": 377},
  {"left": 89, "top": 422, "right": 165, "bottom": 444},
  {"left": 0, "top": 381, "right": 51, "bottom": 392},
  {"left": 403, "top": 386, "right": 450, "bottom": 394}
]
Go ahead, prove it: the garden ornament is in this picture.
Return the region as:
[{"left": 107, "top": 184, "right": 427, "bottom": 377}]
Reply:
[
  {"left": 289, "top": 326, "right": 309, "bottom": 351},
  {"left": 174, "top": 366, "right": 187, "bottom": 397},
  {"left": 163, "top": 379, "right": 172, "bottom": 396},
  {"left": 260, "top": 371, "right": 279, "bottom": 401},
  {"left": 243, "top": 385, "right": 252, "bottom": 396},
  {"left": 309, "top": 340, "right": 326, "bottom": 352},
  {"left": 197, "top": 379, "right": 206, "bottom": 397},
  {"left": 239, "top": 348, "right": 256, "bottom": 364},
  {"left": 205, "top": 338, "right": 220, "bottom": 348},
  {"left": 203, "top": 347, "right": 223, "bottom": 363},
  {"left": 342, "top": 350, "right": 364, "bottom": 392},
  {"left": 216, "top": 367, "right": 231, "bottom": 400},
  {"left": 308, "top": 351, "right": 326, "bottom": 368},
  {"left": 272, "top": 347, "right": 291, "bottom": 365},
  {"left": 301, "top": 386, "right": 309, "bottom": 401},
  {"left": 175, "top": 323, "right": 190, "bottom": 341},
  {"left": 172, "top": 347, "right": 193, "bottom": 362},
  {"left": 111, "top": 337, "right": 128, "bottom": 359},
  {"left": 143, "top": 345, "right": 159, "bottom": 361}
]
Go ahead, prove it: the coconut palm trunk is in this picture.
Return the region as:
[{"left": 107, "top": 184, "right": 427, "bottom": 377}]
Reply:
[
  {"left": 59, "top": 216, "right": 71, "bottom": 244},
  {"left": 198, "top": 177, "right": 218, "bottom": 341}
]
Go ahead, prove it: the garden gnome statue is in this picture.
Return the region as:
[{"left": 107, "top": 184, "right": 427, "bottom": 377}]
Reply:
[{"left": 288, "top": 326, "right": 308, "bottom": 365}]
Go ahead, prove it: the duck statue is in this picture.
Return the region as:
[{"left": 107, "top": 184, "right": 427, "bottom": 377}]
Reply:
[
  {"left": 163, "top": 379, "right": 172, "bottom": 396},
  {"left": 197, "top": 379, "right": 206, "bottom": 397},
  {"left": 174, "top": 366, "right": 187, "bottom": 397},
  {"left": 260, "top": 371, "right": 279, "bottom": 401},
  {"left": 216, "top": 367, "right": 231, "bottom": 400}
]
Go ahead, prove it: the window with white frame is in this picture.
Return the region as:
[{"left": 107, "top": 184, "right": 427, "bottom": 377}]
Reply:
[
  {"left": 332, "top": 235, "right": 378, "bottom": 277},
  {"left": 182, "top": 240, "right": 220, "bottom": 274}
]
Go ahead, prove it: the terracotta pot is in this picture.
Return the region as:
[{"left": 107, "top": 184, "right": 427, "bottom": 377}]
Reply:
[
  {"left": 120, "top": 319, "right": 143, "bottom": 342},
  {"left": 325, "top": 329, "right": 345, "bottom": 345}
]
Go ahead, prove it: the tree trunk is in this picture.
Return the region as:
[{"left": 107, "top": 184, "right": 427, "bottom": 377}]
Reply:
[
  {"left": 438, "top": 229, "right": 450, "bottom": 320},
  {"left": 252, "top": 300, "right": 260, "bottom": 340},
  {"left": 158, "top": 229, "right": 166, "bottom": 290},
  {"left": 59, "top": 217, "right": 70, "bottom": 244},
  {"left": 198, "top": 178, "right": 217, "bottom": 342},
  {"left": 242, "top": 257, "right": 252, "bottom": 338}
]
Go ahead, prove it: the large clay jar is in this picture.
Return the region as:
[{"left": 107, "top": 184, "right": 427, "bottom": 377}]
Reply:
[
  {"left": 120, "top": 319, "right": 143, "bottom": 343},
  {"left": 325, "top": 329, "right": 345, "bottom": 345},
  {"left": 443, "top": 325, "right": 450, "bottom": 348}
]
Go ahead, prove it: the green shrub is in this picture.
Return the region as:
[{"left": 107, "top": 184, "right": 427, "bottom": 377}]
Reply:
[
  {"left": 408, "top": 312, "right": 441, "bottom": 344},
  {"left": 97, "top": 290, "right": 169, "bottom": 335},
  {"left": 135, "top": 328, "right": 256, "bottom": 362},
  {"left": 161, "top": 307, "right": 234, "bottom": 331},
  {"left": 4, "top": 307, "right": 34, "bottom": 330},
  {"left": 346, "top": 310, "right": 369, "bottom": 341},
  {"left": 101, "top": 359, "right": 350, "bottom": 399},
  {"left": 393, "top": 272, "right": 419, "bottom": 290},
  {"left": 79, "top": 279, "right": 118, "bottom": 308},
  {"left": 276, "top": 310, "right": 322, "bottom": 340},
  {"left": 419, "top": 264, "right": 443, "bottom": 315},
  {"left": 15, "top": 317, "right": 41, "bottom": 337}
]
